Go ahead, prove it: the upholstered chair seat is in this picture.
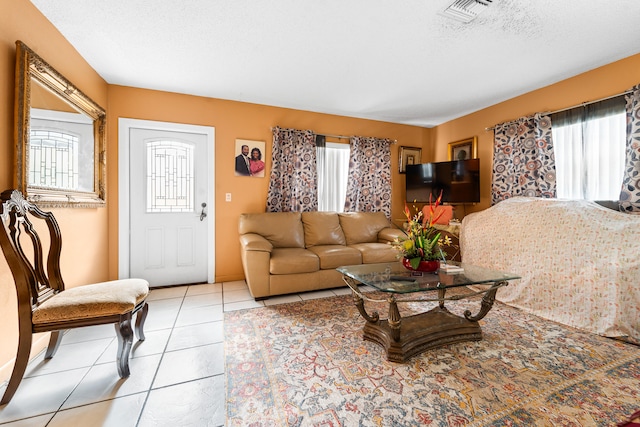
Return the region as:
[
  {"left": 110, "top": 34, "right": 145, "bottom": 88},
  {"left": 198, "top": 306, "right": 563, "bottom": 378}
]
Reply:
[{"left": 32, "top": 279, "right": 149, "bottom": 325}]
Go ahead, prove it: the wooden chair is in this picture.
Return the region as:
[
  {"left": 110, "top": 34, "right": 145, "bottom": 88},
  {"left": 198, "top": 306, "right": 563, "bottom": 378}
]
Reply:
[{"left": 0, "top": 189, "right": 149, "bottom": 405}]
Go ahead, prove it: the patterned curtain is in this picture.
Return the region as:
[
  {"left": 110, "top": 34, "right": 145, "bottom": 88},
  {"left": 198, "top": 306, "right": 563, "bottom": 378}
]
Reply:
[
  {"left": 619, "top": 84, "right": 640, "bottom": 213},
  {"left": 266, "top": 126, "right": 318, "bottom": 212},
  {"left": 343, "top": 136, "right": 392, "bottom": 218},
  {"left": 491, "top": 113, "right": 556, "bottom": 205}
]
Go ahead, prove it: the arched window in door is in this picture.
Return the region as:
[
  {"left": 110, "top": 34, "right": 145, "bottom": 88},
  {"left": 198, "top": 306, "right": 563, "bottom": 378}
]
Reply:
[
  {"left": 29, "top": 128, "right": 79, "bottom": 189},
  {"left": 146, "top": 140, "right": 195, "bottom": 213}
]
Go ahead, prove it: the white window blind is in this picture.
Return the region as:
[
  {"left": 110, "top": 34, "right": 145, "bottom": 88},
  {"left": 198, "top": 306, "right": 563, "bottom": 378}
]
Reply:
[
  {"left": 317, "top": 142, "right": 350, "bottom": 212},
  {"left": 551, "top": 96, "right": 625, "bottom": 201}
]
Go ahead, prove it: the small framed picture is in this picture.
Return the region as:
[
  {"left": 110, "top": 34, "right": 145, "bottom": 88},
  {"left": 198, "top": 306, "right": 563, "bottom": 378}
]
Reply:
[
  {"left": 448, "top": 137, "right": 477, "bottom": 161},
  {"left": 235, "top": 139, "right": 266, "bottom": 177},
  {"left": 399, "top": 146, "right": 422, "bottom": 174}
]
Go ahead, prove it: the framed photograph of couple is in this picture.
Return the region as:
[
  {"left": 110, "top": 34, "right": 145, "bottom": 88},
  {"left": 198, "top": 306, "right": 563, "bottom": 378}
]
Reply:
[
  {"left": 234, "top": 139, "right": 266, "bottom": 178},
  {"left": 448, "top": 136, "right": 477, "bottom": 161},
  {"left": 399, "top": 146, "right": 422, "bottom": 174}
]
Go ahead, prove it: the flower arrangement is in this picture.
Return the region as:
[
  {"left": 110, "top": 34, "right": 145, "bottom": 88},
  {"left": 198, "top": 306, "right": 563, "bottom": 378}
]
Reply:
[{"left": 390, "top": 192, "right": 454, "bottom": 270}]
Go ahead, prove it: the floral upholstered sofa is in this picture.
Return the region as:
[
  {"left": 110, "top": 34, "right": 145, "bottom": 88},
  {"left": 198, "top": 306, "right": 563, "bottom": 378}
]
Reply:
[
  {"left": 461, "top": 197, "right": 640, "bottom": 344},
  {"left": 238, "top": 211, "right": 404, "bottom": 299}
]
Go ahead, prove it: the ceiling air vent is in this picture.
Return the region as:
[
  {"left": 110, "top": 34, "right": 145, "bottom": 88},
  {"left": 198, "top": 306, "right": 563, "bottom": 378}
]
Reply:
[{"left": 440, "top": 0, "right": 493, "bottom": 23}]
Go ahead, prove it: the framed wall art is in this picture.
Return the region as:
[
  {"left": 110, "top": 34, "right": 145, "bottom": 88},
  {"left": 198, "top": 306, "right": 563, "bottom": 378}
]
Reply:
[
  {"left": 235, "top": 139, "right": 266, "bottom": 177},
  {"left": 399, "top": 146, "right": 422, "bottom": 174},
  {"left": 448, "top": 136, "right": 477, "bottom": 161}
]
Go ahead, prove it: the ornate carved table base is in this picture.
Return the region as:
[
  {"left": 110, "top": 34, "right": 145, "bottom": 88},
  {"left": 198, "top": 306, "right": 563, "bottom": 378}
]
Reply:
[
  {"left": 363, "top": 307, "right": 482, "bottom": 362},
  {"left": 344, "top": 276, "right": 506, "bottom": 362}
]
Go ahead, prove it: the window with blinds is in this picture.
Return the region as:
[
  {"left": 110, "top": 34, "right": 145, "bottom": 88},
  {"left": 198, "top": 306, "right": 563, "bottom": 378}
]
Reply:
[
  {"left": 551, "top": 96, "right": 625, "bottom": 201},
  {"left": 317, "top": 139, "right": 350, "bottom": 212}
]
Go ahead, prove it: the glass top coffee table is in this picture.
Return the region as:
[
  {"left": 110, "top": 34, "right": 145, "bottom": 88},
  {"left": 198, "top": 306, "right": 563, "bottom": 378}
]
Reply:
[{"left": 336, "top": 261, "right": 520, "bottom": 362}]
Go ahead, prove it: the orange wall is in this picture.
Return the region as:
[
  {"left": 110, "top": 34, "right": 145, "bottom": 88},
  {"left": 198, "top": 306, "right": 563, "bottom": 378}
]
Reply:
[
  {"left": 432, "top": 53, "right": 640, "bottom": 216},
  {"left": 107, "top": 86, "right": 429, "bottom": 281},
  {"left": 0, "top": 0, "right": 109, "bottom": 382}
]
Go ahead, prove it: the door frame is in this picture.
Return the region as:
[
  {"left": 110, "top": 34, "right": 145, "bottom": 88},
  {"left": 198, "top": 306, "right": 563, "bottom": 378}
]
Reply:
[{"left": 118, "top": 118, "right": 215, "bottom": 283}]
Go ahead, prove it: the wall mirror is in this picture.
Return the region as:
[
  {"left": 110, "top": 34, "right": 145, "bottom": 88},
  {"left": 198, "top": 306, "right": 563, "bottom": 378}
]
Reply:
[{"left": 14, "top": 41, "right": 106, "bottom": 208}]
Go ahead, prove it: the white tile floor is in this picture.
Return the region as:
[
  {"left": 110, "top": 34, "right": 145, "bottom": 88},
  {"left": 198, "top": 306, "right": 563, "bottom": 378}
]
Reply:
[{"left": 0, "top": 281, "right": 362, "bottom": 427}]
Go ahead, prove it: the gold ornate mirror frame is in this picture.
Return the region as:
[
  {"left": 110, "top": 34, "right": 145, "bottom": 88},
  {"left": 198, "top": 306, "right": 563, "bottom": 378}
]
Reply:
[{"left": 14, "top": 41, "right": 106, "bottom": 208}]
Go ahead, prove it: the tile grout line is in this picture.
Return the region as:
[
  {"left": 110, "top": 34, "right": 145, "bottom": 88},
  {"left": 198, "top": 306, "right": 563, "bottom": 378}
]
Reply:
[
  {"left": 44, "top": 330, "right": 120, "bottom": 426},
  {"left": 134, "top": 288, "right": 190, "bottom": 427}
]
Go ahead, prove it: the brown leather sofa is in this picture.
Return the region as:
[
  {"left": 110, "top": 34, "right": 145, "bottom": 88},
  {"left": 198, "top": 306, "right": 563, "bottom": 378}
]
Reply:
[{"left": 238, "top": 211, "right": 405, "bottom": 299}]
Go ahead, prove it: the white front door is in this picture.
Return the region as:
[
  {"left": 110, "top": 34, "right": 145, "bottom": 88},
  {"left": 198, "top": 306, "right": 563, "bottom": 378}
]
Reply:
[{"left": 121, "top": 121, "right": 214, "bottom": 288}]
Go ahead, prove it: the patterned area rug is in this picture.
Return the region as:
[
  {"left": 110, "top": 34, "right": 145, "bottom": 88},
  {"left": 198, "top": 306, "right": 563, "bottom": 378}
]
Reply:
[{"left": 225, "top": 291, "right": 640, "bottom": 426}]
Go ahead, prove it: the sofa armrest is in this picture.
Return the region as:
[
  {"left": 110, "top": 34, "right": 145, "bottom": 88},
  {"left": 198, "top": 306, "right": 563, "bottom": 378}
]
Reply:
[
  {"left": 240, "top": 233, "right": 273, "bottom": 252},
  {"left": 239, "top": 233, "right": 272, "bottom": 299},
  {"left": 377, "top": 227, "right": 405, "bottom": 244}
]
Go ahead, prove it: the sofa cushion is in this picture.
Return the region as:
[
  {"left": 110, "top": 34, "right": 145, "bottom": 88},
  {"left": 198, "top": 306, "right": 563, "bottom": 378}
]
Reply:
[
  {"left": 239, "top": 212, "right": 305, "bottom": 248},
  {"left": 307, "top": 245, "right": 361, "bottom": 269},
  {"left": 349, "top": 243, "right": 399, "bottom": 263},
  {"left": 338, "top": 212, "right": 391, "bottom": 245},
  {"left": 301, "top": 212, "right": 346, "bottom": 247},
  {"left": 270, "top": 248, "right": 319, "bottom": 274}
]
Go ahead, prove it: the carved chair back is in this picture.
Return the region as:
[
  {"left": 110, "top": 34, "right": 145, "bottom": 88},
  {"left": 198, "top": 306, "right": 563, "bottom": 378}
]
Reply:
[{"left": 0, "top": 189, "right": 65, "bottom": 317}]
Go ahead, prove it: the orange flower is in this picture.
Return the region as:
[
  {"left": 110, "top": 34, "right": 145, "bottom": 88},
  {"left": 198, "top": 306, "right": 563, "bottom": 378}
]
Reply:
[
  {"left": 426, "top": 191, "right": 445, "bottom": 227},
  {"left": 391, "top": 191, "right": 453, "bottom": 268}
]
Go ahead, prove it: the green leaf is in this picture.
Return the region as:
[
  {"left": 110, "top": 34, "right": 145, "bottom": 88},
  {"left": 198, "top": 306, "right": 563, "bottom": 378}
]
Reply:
[
  {"left": 428, "top": 232, "right": 441, "bottom": 248},
  {"left": 410, "top": 257, "right": 421, "bottom": 270}
]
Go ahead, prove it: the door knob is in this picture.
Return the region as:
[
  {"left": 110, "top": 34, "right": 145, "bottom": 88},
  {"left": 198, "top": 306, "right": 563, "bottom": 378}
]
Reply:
[{"left": 200, "top": 202, "right": 207, "bottom": 221}]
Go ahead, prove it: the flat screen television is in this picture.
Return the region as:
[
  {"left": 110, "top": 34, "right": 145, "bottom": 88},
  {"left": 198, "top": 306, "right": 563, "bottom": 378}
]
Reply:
[{"left": 405, "top": 158, "right": 480, "bottom": 204}]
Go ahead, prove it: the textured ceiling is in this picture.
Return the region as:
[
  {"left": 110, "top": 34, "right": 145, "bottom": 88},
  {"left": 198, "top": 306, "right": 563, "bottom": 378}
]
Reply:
[{"left": 29, "top": 0, "right": 640, "bottom": 127}]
